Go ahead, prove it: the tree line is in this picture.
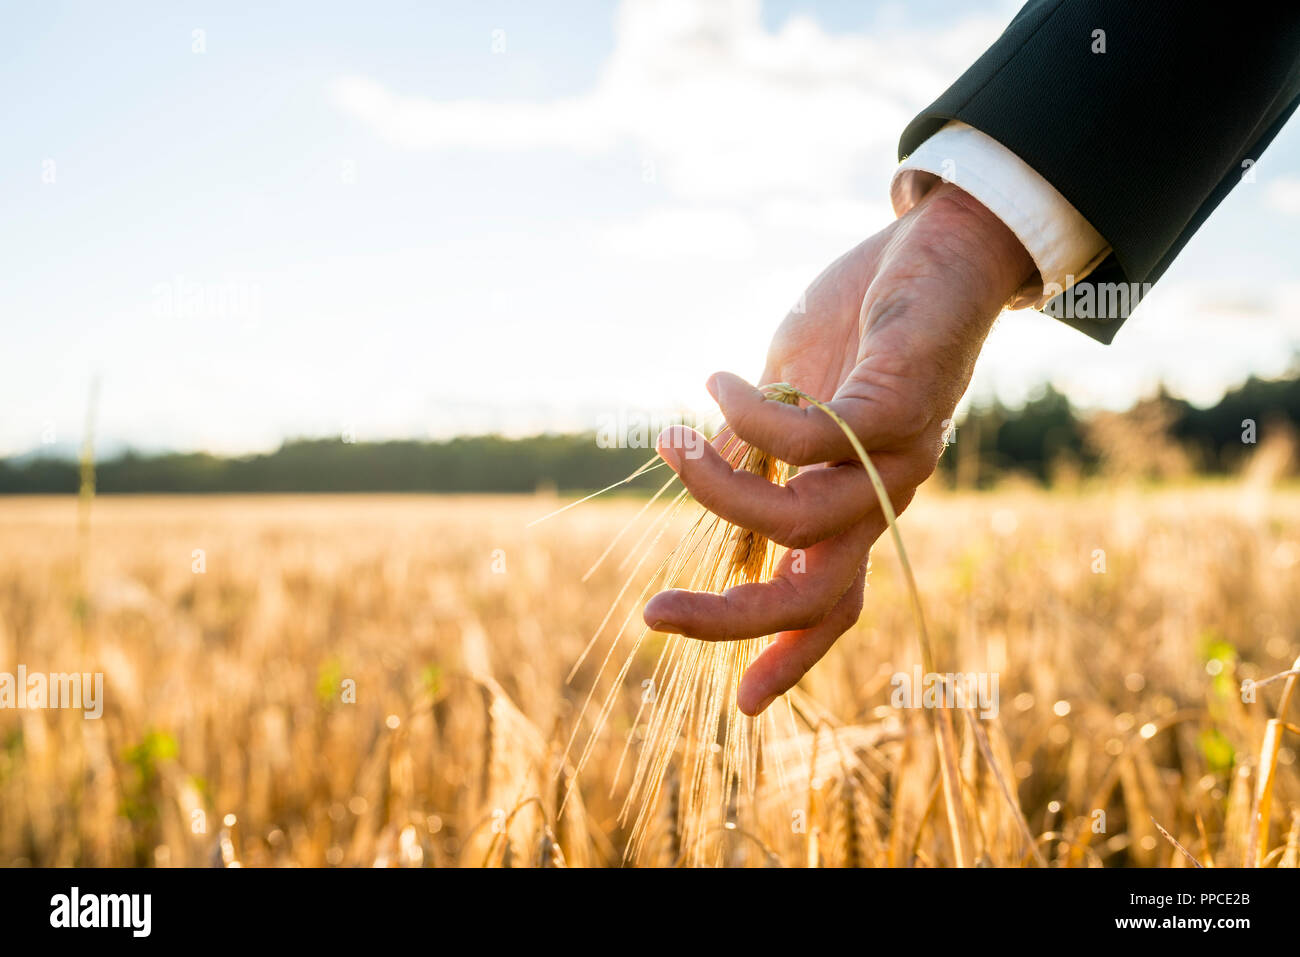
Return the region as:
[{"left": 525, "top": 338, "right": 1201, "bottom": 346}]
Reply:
[{"left": 3, "top": 369, "right": 1297, "bottom": 494}]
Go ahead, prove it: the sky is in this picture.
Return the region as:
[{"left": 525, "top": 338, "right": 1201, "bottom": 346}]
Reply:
[{"left": 3, "top": 0, "right": 1299, "bottom": 457}]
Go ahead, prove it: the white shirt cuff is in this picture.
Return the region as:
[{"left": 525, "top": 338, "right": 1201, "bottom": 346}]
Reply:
[{"left": 891, "top": 121, "right": 1111, "bottom": 310}]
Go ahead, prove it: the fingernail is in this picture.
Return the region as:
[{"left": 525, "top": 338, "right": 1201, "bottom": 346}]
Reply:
[
  {"left": 752, "top": 693, "right": 777, "bottom": 715},
  {"left": 649, "top": 620, "right": 668, "bottom": 633},
  {"left": 705, "top": 374, "right": 720, "bottom": 401}
]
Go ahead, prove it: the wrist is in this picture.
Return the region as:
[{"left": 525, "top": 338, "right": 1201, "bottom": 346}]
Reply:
[{"left": 915, "top": 181, "right": 1036, "bottom": 311}]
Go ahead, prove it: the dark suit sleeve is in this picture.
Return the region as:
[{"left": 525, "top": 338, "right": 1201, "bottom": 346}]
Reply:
[{"left": 899, "top": 1, "right": 1300, "bottom": 343}]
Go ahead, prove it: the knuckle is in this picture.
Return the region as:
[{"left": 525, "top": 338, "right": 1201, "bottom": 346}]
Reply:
[
  {"left": 901, "top": 453, "right": 937, "bottom": 490},
  {"left": 780, "top": 517, "right": 820, "bottom": 550},
  {"left": 723, "top": 395, "right": 756, "bottom": 432},
  {"left": 787, "top": 428, "right": 822, "bottom": 466},
  {"left": 686, "top": 478, "right": 720, "bottom": 512},
  {"left": 787, "top": 609, "right": 824, "bottom": 632},
  {"left": 786, "top": 594, "right": 830, "bottom": 632},
  {"left": 771, "top": 578, "right": 821, "bottom": 632},
  {"left": 839, "top": 587, "right": 865, "bottom": 624},
  {"left": 897, "top": 406, "right": 934, "bottom": 441},
  {"left": 682, "top": 461, "right": 721, "bottom": 505}
]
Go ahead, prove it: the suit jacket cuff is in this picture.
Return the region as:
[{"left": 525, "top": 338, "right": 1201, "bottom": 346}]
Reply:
[{"left": 890, "top": 121, "right": 1110, "bottom": 310}]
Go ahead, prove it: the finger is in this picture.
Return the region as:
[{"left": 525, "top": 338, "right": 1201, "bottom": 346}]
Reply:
[
  {"left": 737, "top": 562, "right": 868, "bottom": 715},
  {"left": 643, "top": 518, "right": 879, "bottom": 642},
  {"left": 709, "top": 371, "right": 902, "bottom": 467},
  {"left": 656, "top": 425, "right": 912, "bottom": 549}
]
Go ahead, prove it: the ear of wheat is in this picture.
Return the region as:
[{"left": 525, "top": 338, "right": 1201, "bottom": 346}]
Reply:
[
  {"left": 533, "top": 389, "right": 806, "bottom": 864},
  {"left": 542, "top": 382, "right": 971, "bottom": 866},
  {"left": 615, "top": 390, "right": 805, "bottom": 864}
]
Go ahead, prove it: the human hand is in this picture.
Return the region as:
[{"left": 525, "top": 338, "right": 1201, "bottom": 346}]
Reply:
[{"left": 644, "top": 181, "right": 1035, "bottom": 715}]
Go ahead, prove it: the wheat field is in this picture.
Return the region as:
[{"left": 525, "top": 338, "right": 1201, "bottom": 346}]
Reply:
[{"left": 0, "top": 483, "right": 1298, "bottom": 867}]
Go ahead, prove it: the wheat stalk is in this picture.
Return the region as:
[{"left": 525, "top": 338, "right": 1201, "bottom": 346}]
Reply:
[
  {"left": 760, "top": 383, "right": 973, "bottom": 867},
  {"left": 616, "top": 393, "right": 804, "bottom": 864},
  {"left": 1247, "top": 654, "right": 1300, "bottom": 866}
]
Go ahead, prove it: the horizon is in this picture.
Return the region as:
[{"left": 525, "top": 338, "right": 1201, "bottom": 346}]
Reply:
[{"left": 7, "top": 361, "right": 1294, "bottom": 466}]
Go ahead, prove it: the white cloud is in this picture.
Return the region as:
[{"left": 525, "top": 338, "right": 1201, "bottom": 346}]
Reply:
[{"left": 332, "top": 0, "right": 1002, "bottom": 201}]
